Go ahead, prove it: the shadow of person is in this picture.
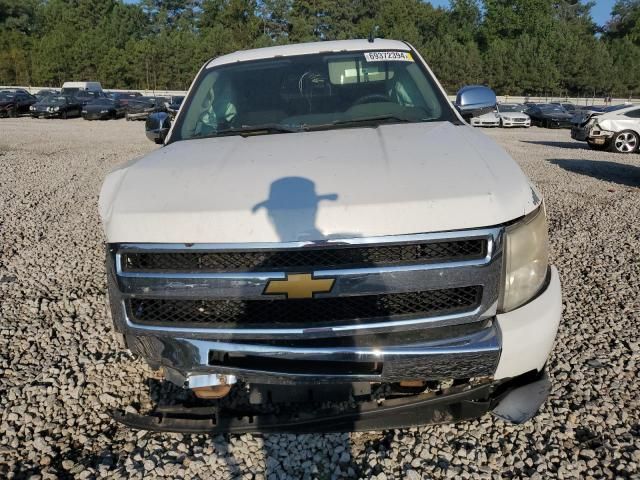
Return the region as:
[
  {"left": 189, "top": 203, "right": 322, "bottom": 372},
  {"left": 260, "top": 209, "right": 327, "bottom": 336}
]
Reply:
[{"left": 252, "top": 176, "right": 338, "bottom": 242}]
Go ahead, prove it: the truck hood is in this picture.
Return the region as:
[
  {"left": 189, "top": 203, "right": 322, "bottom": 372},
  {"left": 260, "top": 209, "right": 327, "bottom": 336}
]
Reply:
[{"left": 99, "top": 122, "right": 541, "bottom": 243}]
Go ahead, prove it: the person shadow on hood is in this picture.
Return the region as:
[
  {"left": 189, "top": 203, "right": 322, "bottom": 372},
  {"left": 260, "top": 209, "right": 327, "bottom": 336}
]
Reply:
[{"left": 252, "top": 176, "right": 341, "bottom": 242}]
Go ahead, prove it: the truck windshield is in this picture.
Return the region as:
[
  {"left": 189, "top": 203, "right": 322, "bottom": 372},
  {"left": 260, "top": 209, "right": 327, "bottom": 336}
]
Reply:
[{"left": 174, "top": 50, "right": 456, "bottom": 141}]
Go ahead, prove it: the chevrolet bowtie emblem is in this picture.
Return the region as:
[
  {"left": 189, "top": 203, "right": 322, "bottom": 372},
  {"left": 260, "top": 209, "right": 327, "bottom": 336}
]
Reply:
[{"left": 264, "top": 273, "right": 335, "bottom": 299}]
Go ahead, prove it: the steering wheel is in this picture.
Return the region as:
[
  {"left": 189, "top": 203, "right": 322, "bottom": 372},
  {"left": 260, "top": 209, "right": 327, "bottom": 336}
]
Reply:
[{"left": 352, "top": 94, "right": 391, "bottom": 106}]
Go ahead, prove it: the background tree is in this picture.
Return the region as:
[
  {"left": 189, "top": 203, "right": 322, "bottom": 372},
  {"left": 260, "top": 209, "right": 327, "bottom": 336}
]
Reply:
[
  {"left": 604, "top": 0, "right": 640, "bottom": 44},
  {"left": 0, "top": 0, "right": 637, "bottom": 97}
]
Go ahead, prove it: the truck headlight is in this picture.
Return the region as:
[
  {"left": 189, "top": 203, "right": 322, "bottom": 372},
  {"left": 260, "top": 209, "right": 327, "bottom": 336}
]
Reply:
[
  {"left": 54, "top": 106, "right": 60, "bottom": 111},
  {"left": 498, "top": 205, "right": 549, "bottom": 312}
]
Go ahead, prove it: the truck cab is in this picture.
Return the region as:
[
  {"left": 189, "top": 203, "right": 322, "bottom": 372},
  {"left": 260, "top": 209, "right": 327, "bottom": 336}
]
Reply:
[{"left": 100, "top": 39, "right": 561, "bottom": 432}]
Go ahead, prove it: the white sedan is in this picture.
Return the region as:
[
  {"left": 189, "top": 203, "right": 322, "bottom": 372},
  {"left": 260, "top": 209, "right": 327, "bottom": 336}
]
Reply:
[{"left": 497, "top": 104, "right": 531, "bottom": 127}]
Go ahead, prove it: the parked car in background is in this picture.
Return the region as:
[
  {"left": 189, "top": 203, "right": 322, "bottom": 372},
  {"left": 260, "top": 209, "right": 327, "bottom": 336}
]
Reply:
[
  {"left": 571, "top": 104, "right": 640, "bottom": 153},
  {"left": 496, "top": 103, "right": 531, "bottom": 128},
  {"left": 125, "top": 96, "right": 167, "bottom": 121},
  {"left": 470, "top": 110, "right": 500, "bottom": 127},
  {"left": 35, "top": 89, "right": 60, "bottom": 101},
  {"left": 82, "top": 97, "right": 126, "bottom": 120},
  {"left": 165, "top": 95, "right": 184, "bottom": 117},
  {"left": 571, "top": 104, "right": 628, "bottom": 127},
  {"left": 109, "top": 91, "right": 142, "bottom": 107},
  {"left": 2, "top": 88, "right": 31, "bottom": 95},
  {"left": 551, "top": 102, "right": 576, "bottom": 113},
  {"left": 73, "top": 90, "right": 104, "bottom": 106},
  {"left": 30, "top": 95, "right": 82, "bottom": 119},
  {"left": 525, "top": 104, "right": 573, "bottom": 128},
  {"left": 0, "top": 90, "right": 37, "bottom": 117}
]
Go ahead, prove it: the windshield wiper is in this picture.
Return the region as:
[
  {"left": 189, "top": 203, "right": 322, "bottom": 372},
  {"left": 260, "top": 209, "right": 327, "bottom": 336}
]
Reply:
[
  {"left": 305, "top": 114, "right": 425, "bottom": 131},
  {"left": 193, "top": 123, "right": 303, "bottom": 139}
]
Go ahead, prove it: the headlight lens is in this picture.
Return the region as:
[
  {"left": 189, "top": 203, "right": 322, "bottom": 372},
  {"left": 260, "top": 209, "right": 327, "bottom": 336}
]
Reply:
[
  {"left": 54, "top": 106, "right": 60, "bottom": 111},
  {"left": 499, "top": 205, "right": 549, "bottom": 312}
]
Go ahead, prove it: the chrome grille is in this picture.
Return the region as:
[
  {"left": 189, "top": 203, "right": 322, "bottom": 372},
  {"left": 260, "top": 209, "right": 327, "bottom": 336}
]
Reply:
[
  {"left": 127, "top": 286, "right": 482, "bottom": 328},
  {"left": 110, "top": 228, "right": 503, "bottom": 337},
  {"left": 121, "top": 239, "right": 485, "bottom": 272}
]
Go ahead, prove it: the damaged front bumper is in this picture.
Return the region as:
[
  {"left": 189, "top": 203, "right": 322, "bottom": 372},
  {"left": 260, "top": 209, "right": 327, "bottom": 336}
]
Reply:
[
  {"left": 104, "top": 233, "right": 561, "bottom": 431},
  {"left": 110, "top": 370, "right": 551, "bottom": 433}
]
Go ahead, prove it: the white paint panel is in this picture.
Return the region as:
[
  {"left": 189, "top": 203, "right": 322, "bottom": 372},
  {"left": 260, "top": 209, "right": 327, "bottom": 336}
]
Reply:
[
  {"left": 593, "top": 105, "right": 640, "bottom": 135},
  {"left": 99, "top": 121, "right": 541, "bottom": 243},
  {"left": 494, "top": 267, "right": 562, "bottom": 380}
]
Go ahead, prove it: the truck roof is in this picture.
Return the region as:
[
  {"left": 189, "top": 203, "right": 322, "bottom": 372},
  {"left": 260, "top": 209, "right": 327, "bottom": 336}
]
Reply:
[{"left": 206, "top": 39, "right": 411, "bottom": 69}]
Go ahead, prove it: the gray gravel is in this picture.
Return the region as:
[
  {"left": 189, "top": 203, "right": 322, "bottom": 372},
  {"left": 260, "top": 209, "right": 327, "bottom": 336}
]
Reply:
[{"left": 1, "top": 118, "right": 639, "bottom": 479}]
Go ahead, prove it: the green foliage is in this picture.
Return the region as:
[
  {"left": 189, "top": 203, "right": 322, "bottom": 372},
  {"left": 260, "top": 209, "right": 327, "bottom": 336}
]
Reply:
[
  {"left": 0, "top": 0, "right": 638, "bottom": 97},
  {"left": 605, "top": 0, "right": 640, "bottom": 44}
]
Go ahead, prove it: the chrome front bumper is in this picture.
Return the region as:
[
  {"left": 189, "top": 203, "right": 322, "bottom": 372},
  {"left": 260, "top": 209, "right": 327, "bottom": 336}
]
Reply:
[{"left": 120, "top": 323, "right": 501, "bottom": 386}]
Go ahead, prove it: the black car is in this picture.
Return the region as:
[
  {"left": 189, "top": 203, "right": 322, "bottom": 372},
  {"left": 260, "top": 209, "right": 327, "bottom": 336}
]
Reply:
[
  {"left": 71, "top": 90, "right": 104, "bottom": 106},
  {"left": 109, "top": 91, "right": 142, "bottom": 106},
  {"left": 125, "top": 96, "right": 167, "bottom": 121},
  {"left": 0, "top": 90, "right": 37, "bottom": 117},
  {"left": 82, "top": 97, "right": 126, "bottom": 120},
  {"left": 524, "top": 104, "right": 574, "bottom": 128},
  {"left": 30, "top": 95, "right": 83, "bottom": 119},
  {"left": 551, "top": 102, "right": 577, "bottom": 113},
  {"left": 35, "top": 89, "right": 60, "bottom": 101}
]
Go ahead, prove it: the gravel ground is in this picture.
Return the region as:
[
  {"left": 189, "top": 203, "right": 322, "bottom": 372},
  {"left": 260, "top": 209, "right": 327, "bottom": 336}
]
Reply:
[{"left": 1, "top": 118, "right": 639, "bottom": 479}]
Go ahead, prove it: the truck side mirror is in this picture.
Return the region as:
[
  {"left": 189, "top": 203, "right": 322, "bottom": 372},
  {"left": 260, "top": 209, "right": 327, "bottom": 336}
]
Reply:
[
  {"left": 455, "top": 85, "right": 497, "bottom": 122},
  {"left": 145, "top": 111, "right": 171, "bottom": 144}
]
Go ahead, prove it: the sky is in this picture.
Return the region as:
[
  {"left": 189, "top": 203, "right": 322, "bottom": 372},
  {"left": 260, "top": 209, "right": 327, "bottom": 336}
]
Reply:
[{"left": 425, "top": 0, "right": 617, "bottom": 27}]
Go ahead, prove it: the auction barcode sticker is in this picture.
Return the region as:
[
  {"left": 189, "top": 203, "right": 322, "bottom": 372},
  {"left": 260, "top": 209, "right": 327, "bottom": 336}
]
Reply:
[{"left": 364, "top": 51, "right": 413, "bottom": 62}]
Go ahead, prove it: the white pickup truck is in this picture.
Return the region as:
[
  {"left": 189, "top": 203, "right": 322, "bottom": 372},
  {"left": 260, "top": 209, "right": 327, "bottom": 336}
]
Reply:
[{"left": 99, "top": 39, "right": 561, "bottom": 433}]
